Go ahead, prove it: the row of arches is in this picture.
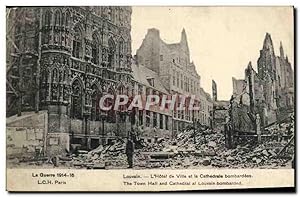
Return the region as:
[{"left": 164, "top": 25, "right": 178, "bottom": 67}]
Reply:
[
  {"left": 42, "top": 9, "right": 71, "bottom": 46},
  {"left": 40, "top": 67, "right": 69, "bottom": 102},
  {"left": 42, "top": 9, "right": 130, "bottom": 68},
  {"left": 73, "top": 25, "right": 129, "bottom": 68},
  {"left": 43, "top": 9, "right": 71, "bottom": 27}
]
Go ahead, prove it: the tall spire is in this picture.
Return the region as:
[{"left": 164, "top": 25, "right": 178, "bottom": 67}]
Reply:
[
  {"left": 257, "top": 32, "right": 276, "bottom": 81},
  {"left": 280, "top": 41, "right": 285, "bottom": 58},
  {"left": 180, "top": 28, "right": 187, "bottom": 43},
  {"left": 262, "top": 33, "right": 274, "bottom": 54},
  {"left": 247, "top": 61, "right": 253, "bottom": 69},
  {"left": 180, "top": 28, "right": 189, "bottom": 50}
]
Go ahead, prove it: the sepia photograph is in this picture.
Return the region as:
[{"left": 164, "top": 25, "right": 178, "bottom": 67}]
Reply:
[{"left": 5, "top": 5, "right": 295, "bottom": 191}]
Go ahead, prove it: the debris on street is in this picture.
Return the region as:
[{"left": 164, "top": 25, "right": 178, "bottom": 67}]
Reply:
[{"left": 7, "top": 116, "right": 294, "bottom": 169}]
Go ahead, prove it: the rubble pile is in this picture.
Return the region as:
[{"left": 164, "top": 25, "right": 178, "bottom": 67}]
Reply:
[
  {"left": 70, "top": 139, "right": 128, "bottom": 169},
  {"left": 7, "top": 116, "right": 294, "bottom": 169},
  {"left": 134, "top": 120, "right": 294, "bottom": 169}
]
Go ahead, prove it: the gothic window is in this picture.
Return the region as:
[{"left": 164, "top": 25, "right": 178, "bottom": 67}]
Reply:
[
  {"left": 62, "top": 70, "right": 68, "bottom": 82},
  {"left": 42, "top": 11, "right": 51, "bottom": 44},
  {"left": 71, "top": 79, "right": 83, "bottom": 119},
  {"left": 52, "top": 68, "right": 59, "bottom": 83},
  {"left": 63, "top": 11, "right": 71, "bottom": 48},
  {"left": 53, "top": 10, "right": 62, "bottom": 45},
  {"left": 61, "top": 12, "right": 66, "bottom": 46},
  {"left": 91, "top": 84, "right": 101, "bottom": 121},
  {"left": 107, "top": 7, "right": 112, "bottom": 21},
  {"left": 65, "top": 11, "right": 70, "bottom": 27},
  {"left": 61, "top": 12, "right": 65, "bottom": 26},
  {"left": 72, "top": 26, "right": 83, "bottom": 58},
  {"left": 44, "top": 10, "right": 51, "bottom": 26},
  {"left": 119, "top": 39, "right": 124, "bottom": 67},
  {"left": 108, "top": 37, "right": 115, "bottom": 68},
  {"left": 119, "top": 8, "right": 123, "bottom": 24},
  {"left": 54, "top": 10, "right": 61, "bottom": 26},
  {"left": 92, "top": 33, "right": 100, "bottom": 65},
  {"left": 119, "top": 39, "right": 124, "bottom": 55}
]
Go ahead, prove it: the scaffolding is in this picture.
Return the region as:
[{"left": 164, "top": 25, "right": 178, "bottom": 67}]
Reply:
[{"left": 6, "top": 7, "right": 41, "bottom": 117}]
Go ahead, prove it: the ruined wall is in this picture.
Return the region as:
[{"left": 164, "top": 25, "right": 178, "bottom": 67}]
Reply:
[
  {"left": 136, "top": 28, "right": 161, "bottom": 73},
  {"left": 232, "top": 77, "right": 250, "bottom": 105},
  {"left": 7, "top": 111, "right": 48, "bottom": 158},
  {"left": 231, "top": 34, "right": 294, "bottom": 129},
  {"left": 232, "top": 104, "right": 255, "bottom": 133}
]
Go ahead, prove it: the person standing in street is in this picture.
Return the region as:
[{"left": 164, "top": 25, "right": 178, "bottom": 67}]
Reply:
[{"left": 126, "top": 135, "right": 135, "bottom": 168}]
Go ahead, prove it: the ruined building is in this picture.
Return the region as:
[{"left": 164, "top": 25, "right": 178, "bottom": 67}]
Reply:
[{"left": 232, "top": 33, "right": 294, "bottom": 130}]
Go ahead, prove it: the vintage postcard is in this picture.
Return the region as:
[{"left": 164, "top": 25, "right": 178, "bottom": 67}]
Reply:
[{"left": 6, "top": 6, "right": 295, "bottom": 191}]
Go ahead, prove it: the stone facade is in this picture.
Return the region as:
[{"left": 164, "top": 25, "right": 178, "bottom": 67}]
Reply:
[
  {"left": 7, "top": 7, "right": 214, "bottom": 154},
  {"left": 7, "top": 6, "right": 134, "bottom": 153},
  {"left": 136, "top": 28, "right": 213, "bottom": 135}
]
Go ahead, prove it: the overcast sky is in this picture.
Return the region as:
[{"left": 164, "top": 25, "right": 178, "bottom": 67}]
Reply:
[{"left": 130, "top": 7, "right": 294, "bottom": 100}]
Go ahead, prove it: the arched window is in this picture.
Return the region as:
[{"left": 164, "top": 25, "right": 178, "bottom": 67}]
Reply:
[
  {"left": 53, "top": 10, "right": 62, "bottom": 45},
  {"left": 44, "top": 10, "right": 51, "bottom": 26},
  {"left": 72, "top": 26, "right": 83, "bottom": 58},
  {"left": 107, "top": 7, "right": 112, "bottom": 21},
  {"left": 42, "top": 11, "right": 51, "bottom": 44},
  {"left": 71, "top": 79, "right": 83, "bottom": 119},
  {"left": 54, "top": 10, "right": 61, "bottom": 26},
  {"left": 118, "top": 39, "right": 125, "bottom": 67},
  {"left": 91, "top": 84, "right": 101, "bottom": 121},
  {"left": 61, "top": 12, "right": 65, "bottom": 26},
  {"left": 65, "top": 11, "right": 70, "bottom": 27},
  {"left": 52, "top": 68, "right": 59, "bottom": 83},
  {"left": 61, "top": 13, "right": 65, "bottom": 46},
  {"left": 91, "top": 33, "right": 100, "bottom": 65},
  {"left": 62, "top": 11, "right": 71, "bottom": 47},
  {"left": 108, "top": 37, "right": 115, "bottom": 68},
  {"left": 62, "top": 69, "right": 68, "bottom": 83}
]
